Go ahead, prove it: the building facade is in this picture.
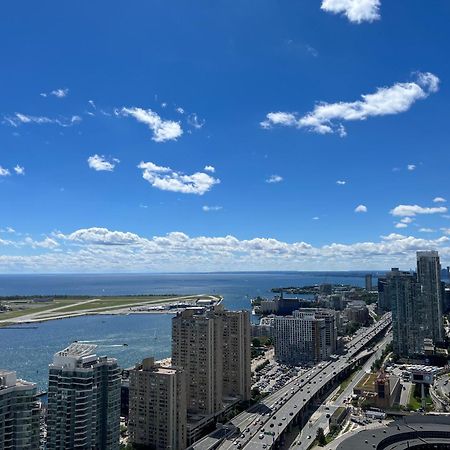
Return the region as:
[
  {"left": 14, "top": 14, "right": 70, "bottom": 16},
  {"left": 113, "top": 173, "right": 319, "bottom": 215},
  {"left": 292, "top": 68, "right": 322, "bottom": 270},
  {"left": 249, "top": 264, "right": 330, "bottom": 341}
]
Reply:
[
  {"left": 128, "top": 357, "right": 187, "bottom": 450},
  {"left": 387, "top": 268, "right": 425, "bottom": 357},
  {"left": 46, "top": 343, "right": 121, "bottom": 450},
  {"left": 0, "top": 370, "right": 39, "bottom": 450},
  {"left": 416, "top": 251, "right": 444, "bottom": 344},
  {"left": 172, "top": 304, "right": 251, "bottom": 416},
  {"left": 273, "top": 308, "right": 336, "bottom": 364}
]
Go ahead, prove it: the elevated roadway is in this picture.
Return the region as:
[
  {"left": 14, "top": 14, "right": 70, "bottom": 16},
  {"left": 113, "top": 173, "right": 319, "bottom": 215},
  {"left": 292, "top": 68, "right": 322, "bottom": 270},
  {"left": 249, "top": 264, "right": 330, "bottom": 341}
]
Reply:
[{"left": 190, "top": 313, "right": 391, "bottom": 450}]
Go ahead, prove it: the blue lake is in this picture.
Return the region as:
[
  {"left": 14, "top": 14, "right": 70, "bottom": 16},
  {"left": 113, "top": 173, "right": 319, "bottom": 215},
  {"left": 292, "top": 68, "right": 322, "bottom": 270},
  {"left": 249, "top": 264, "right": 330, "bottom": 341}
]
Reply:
[{"left": 0, "top": 271, "right": 377, "bottom": 391}]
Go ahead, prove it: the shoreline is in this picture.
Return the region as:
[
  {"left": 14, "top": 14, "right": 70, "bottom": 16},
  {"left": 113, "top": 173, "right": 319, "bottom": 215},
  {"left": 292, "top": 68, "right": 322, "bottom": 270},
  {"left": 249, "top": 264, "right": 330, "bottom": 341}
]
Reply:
[{"left": 0, "top": 294, "right": 223, "bottom": 327}]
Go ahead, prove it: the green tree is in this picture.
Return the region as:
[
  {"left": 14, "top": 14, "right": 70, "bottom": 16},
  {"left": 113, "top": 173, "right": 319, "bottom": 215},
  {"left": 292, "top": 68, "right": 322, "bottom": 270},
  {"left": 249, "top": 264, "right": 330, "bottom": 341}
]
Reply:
[
  {"left": 317, "top": 427, "right": 326, "bottom": 446},
  {"left": 252, "top": 337, "right": 261, "bottom": 347}
]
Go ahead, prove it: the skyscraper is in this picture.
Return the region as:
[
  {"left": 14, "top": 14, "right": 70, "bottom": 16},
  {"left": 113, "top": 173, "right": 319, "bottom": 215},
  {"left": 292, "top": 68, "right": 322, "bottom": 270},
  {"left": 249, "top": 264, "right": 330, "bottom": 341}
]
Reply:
[
  {"left": 377, "top": 276, "right": 390, "bottom": 311},
  {"left": 47, "top": 343, "right": 121, "bottom": 450},
  {"left": 365, "top": 274, "right": 373, "bottom": 291},
  {"left": 416, "top": 251, "right": 444, "bottom": 344},
  {"left": 0, "top": 370, "right": 40, "bottom": 449},
  {"left": 172, "top": 304, "right": 251, "bottom": 416},
  {"left": 172, "top": 307, "right": 223, "bottom": 415},
  {"left": 128, "top": 357, "right": 187, "bottom": 450},
  {"left": 387, "top": 268, "right": 424, "bottom": 357}
]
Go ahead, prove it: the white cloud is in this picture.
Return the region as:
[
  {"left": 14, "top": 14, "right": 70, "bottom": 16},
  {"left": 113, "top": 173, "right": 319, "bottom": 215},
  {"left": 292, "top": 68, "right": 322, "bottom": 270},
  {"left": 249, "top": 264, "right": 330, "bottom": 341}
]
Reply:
[
  {"left": 87, "top": 154, "right": 119, "bottom": 172},
  {"left": 57, "top": 227, "right": 144, "bottom": 246},
  {"left": 312, "top": 217, "right": 320, "bottom": 220},
  {"left": 400, "top": 217, "right": 414, "bottom": 224},
  {"left": 40, "top": 88, "right": 69, "bottom": 98},
  {"left": 14, "top": 165, "right": 25, "bottom": 175},
  {"left": 4, "top": 113, "right": 81, "bottom": 127},
  {"left": 336, "top": 180, "right": 346, "bottom": 185},
  {"left": 390, "top": 204, "right": 448, "bottom": 217},
  {"left": 0, "top": 227, "right": 15, "bottom": 234},
  {"left": 119, "top": 107, "right": 183, "bottom": 142},
  {"left": 260, "top": 112, "right": 297, "bottom": 129},
  {"left": 433, "top": 197, "right": 446, "bottom": 203},
  {"left": 187, "top": 113, "right": 205, "bottom": 129},
  {"left": 407, "top": 164, "right": 416, "bottom": 171},
  {"left": 138, "top": 162, "right": 220, "bottom": 195},
  {"left": 261, "top": 72, "right": 439, "bottom": 136},
  {"left": 3, "top": 228, "right": 450, "bottom": 272},
  {"left": 355, "top": 204, "right": 367, "bottom": 213},
  {"left": 88, "top": 100, "right": 96, "bottom": 109},
  {"left": 266, "top": 175, "right": 283, "bottom": 184},
  {"left": 176, "top": 107, "right": 185, "bottom": 114},
  {"left": 0, "top": 166, "right": 11, "bottom": 177},
  {"left": 24, "top": 237, "right": 59, "bottom": 249},
  {"left": 419, "top": 228, "right": 435, "bottom": 233},
  {"left": 395, "top": 223, "right": 408, "bottom": 229},
  {"left": 321, "top": 0, "right": 380, "bottom": 23},
  {"left": 202, "top": 205, "right": 223, "bottom": 212},
  {"left": 204, "top": 165, "right": 215, "bottom": 173}
]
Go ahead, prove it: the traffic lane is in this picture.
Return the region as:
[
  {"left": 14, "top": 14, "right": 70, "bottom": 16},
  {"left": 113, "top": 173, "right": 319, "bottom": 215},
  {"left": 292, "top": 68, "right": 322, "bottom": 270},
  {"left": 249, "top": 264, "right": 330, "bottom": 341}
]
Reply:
[{"left": 219, "top": 317, "right": 391, "bottom": 449}]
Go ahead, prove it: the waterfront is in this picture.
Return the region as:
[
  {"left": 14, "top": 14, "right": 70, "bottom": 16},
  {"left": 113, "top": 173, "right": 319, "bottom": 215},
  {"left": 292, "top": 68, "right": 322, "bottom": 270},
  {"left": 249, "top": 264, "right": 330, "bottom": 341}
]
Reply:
[{"left": 1, "top": 271, "right": 375, "bottom": 390}]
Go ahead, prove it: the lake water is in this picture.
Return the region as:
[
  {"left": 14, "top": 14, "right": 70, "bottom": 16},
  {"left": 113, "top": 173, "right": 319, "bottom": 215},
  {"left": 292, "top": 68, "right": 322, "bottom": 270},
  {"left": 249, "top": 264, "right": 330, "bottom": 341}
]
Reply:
[{"left": 0, "top": 271, "right": 376, "bottom": 391}]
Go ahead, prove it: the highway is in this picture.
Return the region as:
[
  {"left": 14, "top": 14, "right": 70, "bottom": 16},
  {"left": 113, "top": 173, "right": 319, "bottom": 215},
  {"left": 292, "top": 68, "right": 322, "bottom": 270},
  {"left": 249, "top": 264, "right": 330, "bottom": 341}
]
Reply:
[{"left": 190, "top": 313, "right": 391, "bottom": 450}]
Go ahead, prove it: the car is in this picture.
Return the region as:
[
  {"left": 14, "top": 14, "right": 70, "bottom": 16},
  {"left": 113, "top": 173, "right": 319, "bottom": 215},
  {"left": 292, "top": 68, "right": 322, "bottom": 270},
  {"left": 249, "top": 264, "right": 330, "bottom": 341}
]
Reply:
[
  {"left": 307, "top": 435, "right": 311, "bottom": 439},
  {"left": 262, "top": 445, "right": 267, "bottom": 449},
  {"left": 259, "top": 433, "right": 264, "bottom": 439}
]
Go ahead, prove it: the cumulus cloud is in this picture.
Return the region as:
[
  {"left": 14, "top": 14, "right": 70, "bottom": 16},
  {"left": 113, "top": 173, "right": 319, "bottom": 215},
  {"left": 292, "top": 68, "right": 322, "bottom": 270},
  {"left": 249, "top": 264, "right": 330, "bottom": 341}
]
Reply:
[
  {"left": 24, "top": 237, "right": 59, "bottom": 249},
  {"left": 395, "top": 223, "right": 408, "bottom": 229},
  {"left": 202, "top": 205, "right": 223, "bottom": 212},
  {"left": 204, "top": 165, "right": 215, "bottom": 173},
  {"left": 176, "top": 107, "right": 185, "bottom": 114},
  {"left": 58, "top": 227, "right": 143, "bottom": 246},
  {"left": 355, "top": 204, "right": 367, "bottom": 213},
  {"left": 433, "top": 197, "right": 446, "bottom": 203},
  {"left": 407, "top": 164, "right": 416, "bottom": 171},
  {"left": 87, "top": 154, "right": 119, "bottom": 172},
  {"left": 419, "top": 228, "right": 435, "bottom": 233},
  {"left": 138, "top": 162, "right": 220, "bottom": 195},
  {"left": 4, "top": 113, "right": 81, "bottom": 127},
  {"left": 261, "top": 72, "right": 439, "bottom": 136},
  {"left": 2, "top": 228, "right": 450, "bottom": 272},
  {"left": 266, "top": 175, "right": 283, "bottom": 184},
  {"left": 40, "top": 88, "right": 69, "bottom": 98},
  {"left": 0, "top": 166, "right": 11, "bottom": 177},
  {"left": 321, "top": 0, "right": 381, "bottom": 23},
  {"left": 390, "top": 204, "right": 447, "bottom": 217},
  {"left": 400, "top": 217, "right": 414, "bottom": 224},
  {"left": 14, "top": 165, "right": 25, "bottom": 175},
  {"left": 119, "top": 107, "right": 183, "bottom": 142},
  {"left": 336, "top": 180, "right": 346, "bottom": 185}
]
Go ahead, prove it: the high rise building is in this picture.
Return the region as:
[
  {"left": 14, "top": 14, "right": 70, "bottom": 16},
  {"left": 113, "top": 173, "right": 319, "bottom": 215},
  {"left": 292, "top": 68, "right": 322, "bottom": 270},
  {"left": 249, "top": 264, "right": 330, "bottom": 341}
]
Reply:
[
  {"left": 128, "top": 357, "right": 186, "bottom": 450},
  {"left": 172, "top": 304, "right": 251, "bottom": 416},
  {"left": 365, "top": 274, "right": 373, "bottom": 291},
  {"left": 387, "top": 268, "right": 425, "bottom": 357},
  {"left": 416, "top": 251, "right": 444, "bottom": 343},
  {"left": 47, "top": 343, "right": 121, "bottom": 450},
  {"left": 273, "top": 308, "right": 337, "bottom": 364},
  {"left": 0, "top": 370, "right": 40, "bottom": 449},
  {"left": 377, "top": 276, "right": 390, "bottom": 311},
  {"left": 172, "top": 307, "right": 223, "bottom": 415}
]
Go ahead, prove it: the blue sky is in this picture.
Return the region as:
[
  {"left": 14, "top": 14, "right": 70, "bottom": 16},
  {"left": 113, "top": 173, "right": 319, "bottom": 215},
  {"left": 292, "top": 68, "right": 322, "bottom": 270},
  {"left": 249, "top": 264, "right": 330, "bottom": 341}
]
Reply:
[{"left": 1, "top": 0, "right": 450, "bottom": 272}]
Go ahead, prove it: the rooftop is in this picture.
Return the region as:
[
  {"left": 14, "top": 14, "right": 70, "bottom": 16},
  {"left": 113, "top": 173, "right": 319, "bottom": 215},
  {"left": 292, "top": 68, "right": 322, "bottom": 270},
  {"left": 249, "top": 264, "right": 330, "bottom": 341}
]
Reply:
[{"left": 56, "top": 342, "right": 97, "bottom": 358}]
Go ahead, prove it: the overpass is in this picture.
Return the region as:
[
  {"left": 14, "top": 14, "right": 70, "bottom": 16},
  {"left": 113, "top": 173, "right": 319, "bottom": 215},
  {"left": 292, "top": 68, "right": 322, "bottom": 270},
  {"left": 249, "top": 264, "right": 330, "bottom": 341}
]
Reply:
[{"left": 189, "top": 313, "right": 392, "bottom": 450}]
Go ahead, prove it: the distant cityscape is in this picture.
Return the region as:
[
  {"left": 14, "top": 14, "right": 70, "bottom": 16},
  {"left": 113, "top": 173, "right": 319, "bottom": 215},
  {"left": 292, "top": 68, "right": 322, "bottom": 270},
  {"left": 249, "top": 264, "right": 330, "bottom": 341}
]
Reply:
[{"left": 1, "top": 251, "right": 450, "bottom": 449}]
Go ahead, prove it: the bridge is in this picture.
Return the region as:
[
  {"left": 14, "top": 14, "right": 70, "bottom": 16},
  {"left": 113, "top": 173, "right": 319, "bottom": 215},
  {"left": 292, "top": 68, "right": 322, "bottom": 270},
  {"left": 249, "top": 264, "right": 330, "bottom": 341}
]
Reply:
[{"left": 190, "top": 313, "right": 392, "bottom": 450}]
